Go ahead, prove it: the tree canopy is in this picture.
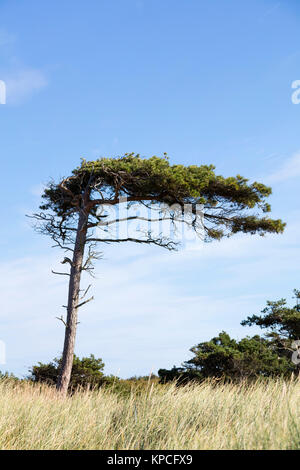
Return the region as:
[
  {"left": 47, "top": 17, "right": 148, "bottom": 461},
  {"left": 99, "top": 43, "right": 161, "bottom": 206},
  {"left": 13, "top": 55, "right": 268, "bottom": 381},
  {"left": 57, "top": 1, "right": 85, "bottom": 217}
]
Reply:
[{"left": 38, "top": 153, "right": 285, "bottom": 245}]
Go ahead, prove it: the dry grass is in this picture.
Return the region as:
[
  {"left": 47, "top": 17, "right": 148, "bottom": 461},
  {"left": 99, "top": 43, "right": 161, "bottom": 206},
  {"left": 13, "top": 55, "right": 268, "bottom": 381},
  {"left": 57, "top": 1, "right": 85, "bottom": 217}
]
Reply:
[{"left": 0, "top": 378, "right": 299, "bottom": 450}]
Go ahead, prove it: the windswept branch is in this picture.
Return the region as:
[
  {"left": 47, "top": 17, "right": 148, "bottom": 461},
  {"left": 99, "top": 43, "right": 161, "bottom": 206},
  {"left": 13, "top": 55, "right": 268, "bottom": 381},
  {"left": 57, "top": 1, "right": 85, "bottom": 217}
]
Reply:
[{"left": 86, "top": 235, "right": 178, "bottom": 251}]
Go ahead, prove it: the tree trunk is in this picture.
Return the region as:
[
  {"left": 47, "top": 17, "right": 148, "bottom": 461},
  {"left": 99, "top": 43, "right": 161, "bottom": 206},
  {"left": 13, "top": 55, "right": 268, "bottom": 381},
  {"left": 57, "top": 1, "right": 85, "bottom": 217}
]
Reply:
[{"left": 56, "top": 208, "right": 88, "bottom": 396}]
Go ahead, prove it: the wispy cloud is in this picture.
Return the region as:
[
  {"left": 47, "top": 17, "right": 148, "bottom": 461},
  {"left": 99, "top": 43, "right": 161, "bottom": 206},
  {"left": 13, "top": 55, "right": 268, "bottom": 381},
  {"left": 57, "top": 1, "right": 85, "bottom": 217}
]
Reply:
[
  {"left": 258, "top": 2, "right": 281, "bottom": 23},
  {"left": 0, "top": 27, "right": 47, "bottom": 104},
  {"left": 264, "top": 152, "right": 300, "bottom": 183},
  {"left": 4, "top": 68, "right": 47, "bottom": 105}
]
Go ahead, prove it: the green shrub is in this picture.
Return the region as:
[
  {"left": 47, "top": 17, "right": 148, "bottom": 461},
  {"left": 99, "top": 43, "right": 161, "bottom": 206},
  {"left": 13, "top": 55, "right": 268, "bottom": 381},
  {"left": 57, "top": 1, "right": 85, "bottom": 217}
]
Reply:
[{"left": 29, "top": 354, "right": 106, "bottom": 390}]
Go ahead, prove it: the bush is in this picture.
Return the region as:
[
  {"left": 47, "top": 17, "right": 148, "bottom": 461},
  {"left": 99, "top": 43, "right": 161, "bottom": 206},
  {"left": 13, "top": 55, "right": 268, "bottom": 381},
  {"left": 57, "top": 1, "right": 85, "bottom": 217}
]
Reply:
[
  {"left": 29, "top": 354, "right": 106, "bottom": 390},
  {"left": 159, "top": 332, "right": 294, "bottom": 384}
]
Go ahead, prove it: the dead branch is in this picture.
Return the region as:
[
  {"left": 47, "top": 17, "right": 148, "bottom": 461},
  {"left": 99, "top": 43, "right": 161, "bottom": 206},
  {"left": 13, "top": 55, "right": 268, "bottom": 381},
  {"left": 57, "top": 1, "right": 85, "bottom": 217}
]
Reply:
[
  {"left": 80, "top": 284, "right": 91, "bottom": 300},
  {"left": 76, "top": 296, "right": 94, "bottom": 309},
  {"left": 61, "top": 257, "right": 74, "bottom": 266},
  {"left": 51, "top": 270, "right": 70, "bottom": 276},
  {"left": 56, "top": 315, "right": 67, "bottom": 326},
  {"left": 86, "top": 235, "right": 178, "bottom": 251}
]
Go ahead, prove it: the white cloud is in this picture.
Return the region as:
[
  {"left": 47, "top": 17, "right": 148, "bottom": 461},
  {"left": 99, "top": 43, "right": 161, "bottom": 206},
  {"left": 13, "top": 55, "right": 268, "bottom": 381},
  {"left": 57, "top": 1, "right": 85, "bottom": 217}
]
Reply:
[
  {"left": 265, "top": 152, "right": 300, "bottom": 183},
  {"left": 4, "top": 68, "right": 47, "bottom": 105}
]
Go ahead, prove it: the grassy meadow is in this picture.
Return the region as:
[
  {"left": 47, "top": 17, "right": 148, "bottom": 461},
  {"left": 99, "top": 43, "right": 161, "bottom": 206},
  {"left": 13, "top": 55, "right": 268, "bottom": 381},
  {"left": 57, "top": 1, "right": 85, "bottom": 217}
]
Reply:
[{"left": 0, "top": 377, "right": 298, "bottom": 450}]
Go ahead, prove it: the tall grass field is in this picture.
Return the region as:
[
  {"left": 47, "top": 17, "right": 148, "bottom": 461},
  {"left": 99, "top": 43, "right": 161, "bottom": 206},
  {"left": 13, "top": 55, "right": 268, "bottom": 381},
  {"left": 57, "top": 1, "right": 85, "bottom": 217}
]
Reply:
[{"left": 0, "top": 378, "right": 299, "bottom": 450}]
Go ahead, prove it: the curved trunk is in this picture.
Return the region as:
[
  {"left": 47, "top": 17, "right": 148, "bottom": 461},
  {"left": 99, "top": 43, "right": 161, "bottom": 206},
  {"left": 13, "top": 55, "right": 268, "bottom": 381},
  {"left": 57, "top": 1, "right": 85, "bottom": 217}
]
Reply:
[{"left": 56, "top": 209, "right": 88, "bottom": 396}]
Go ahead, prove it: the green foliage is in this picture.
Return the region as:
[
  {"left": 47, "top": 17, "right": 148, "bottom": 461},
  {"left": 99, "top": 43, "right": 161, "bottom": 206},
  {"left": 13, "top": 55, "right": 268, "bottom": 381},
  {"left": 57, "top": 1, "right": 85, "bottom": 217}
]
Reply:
[
  {"left": 187, "top": 332, "right": 293, "bottom": 379},
  {"left": 159, "top": 332, "right": 293, "bottom": 384},
  {"left": 29, "top": 354, "right": 105, "bottom": 390},
  {"left": 158, "top": 366, "right": 200, "bottom": 385},
  {"left": 241, "top": 289, "right": 300, "bottom": 369},
  {"left": 242, "top": 289, "right": 300, "bottom": 340},
  {"left": 40, "top": 154, "right": 285, "bottom": 241}
]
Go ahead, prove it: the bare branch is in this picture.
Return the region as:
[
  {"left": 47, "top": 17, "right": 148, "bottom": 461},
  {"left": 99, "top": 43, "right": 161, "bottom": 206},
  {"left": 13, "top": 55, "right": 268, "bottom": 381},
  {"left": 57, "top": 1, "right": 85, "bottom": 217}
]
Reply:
[
  {"left": 51, "top": 270, "right": 70, "bottom": 276},
  {"left": 56, "top": 315, "right": 67, "bottom": 327},
  {"left": 81, "top": 244, "right": 102, "bottom": 275},
  {"left": 76, "top": 296, "right": 94, "bottom": 309},
  {"left": 80, "top": 284, "right": 92, "bottom": 300},
  {"left": 52, "top": 242, "right": 74, "bottom": 253},
  {"left": 61, "top": 257, "right": 74, "bottom": 267},
  {"left": 86, "top": 235, "right": 178, "bottom": 251}
]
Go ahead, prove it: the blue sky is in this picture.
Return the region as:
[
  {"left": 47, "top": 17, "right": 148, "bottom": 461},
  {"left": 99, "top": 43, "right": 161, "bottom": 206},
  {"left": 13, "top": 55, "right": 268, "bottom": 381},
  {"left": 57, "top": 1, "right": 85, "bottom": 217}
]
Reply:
[{"left": 0, "top": 0, "right": 300, "bottom": 378}]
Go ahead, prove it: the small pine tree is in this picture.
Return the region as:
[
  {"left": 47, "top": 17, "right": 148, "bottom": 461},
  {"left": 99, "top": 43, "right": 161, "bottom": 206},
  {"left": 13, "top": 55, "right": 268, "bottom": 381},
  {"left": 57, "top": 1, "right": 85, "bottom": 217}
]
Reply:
[
  {"left": 241, "top": 289, "right": 300, "bottom": 373},
  {"left": 29, "top": 354, "right": 105, "bottom": 390}
]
